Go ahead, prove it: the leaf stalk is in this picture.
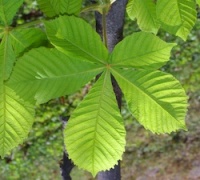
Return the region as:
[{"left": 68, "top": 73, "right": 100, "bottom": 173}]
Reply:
[{"left": 102, "top": 8, "right": 108, "bottom": 48}]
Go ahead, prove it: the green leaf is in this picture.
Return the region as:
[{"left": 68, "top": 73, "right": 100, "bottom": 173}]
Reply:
[
  {"left": 126, "top": 0, "right": 136, "bottom": 20},
  {"left": 126, "top": 0, "right": 160, "bottom": 34},
  {"left": 0, "top": 28, "right": 47, "bottom": 80},
  {"left": 0, "top": 28, "right": 3, "bottom": 38},
  {"left": 111, "top": 32, "right": 175, "bottom": 69},
  {"left": 7, "top": 47, "right": 104, "bottom": 104},
  {"left": 65, "top": 71, "right": 125, "bottom": 176},
  {"left": 0, "top": 85, "right": 34, "bottom": 157},
  {"left": 197, "top": 0, "right": 200, "bottom": 6},
  {"left": 37, "top": 0, "right": 82, "bottom": 17},
  {"left": 0, "top": 13, "right": 35, "bottom": 157},
  {"left": 0, "top": 33, "right": 15, "bottom": 80},
  {"left": 156, "top": 0, "right": 197, "bottom": 40},
  {"left": 0, "top": 0, "right": 23, "bottom": 26},
  {"left": 111, "top": 68, "right": 187, "bottom": 134},
  {"left": 10, "top": 28, "right": 47, "bottom": 56},
  {"left": 45, "top": 16, "right": 108, "bottom": 64}
]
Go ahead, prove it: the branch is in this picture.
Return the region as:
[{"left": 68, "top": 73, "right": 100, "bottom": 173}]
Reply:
[{"left": 59, "top": 116, "right": 74, "bottom": 180}]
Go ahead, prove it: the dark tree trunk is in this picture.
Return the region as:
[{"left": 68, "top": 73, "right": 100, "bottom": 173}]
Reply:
[
  {"left": 59, "top": 0, "right": 127, "bottom": 179},
  {"left": 59, "top": 116, "right": 74, "bottom": 180},
  {"left": 95, "top": 0, "right": 128, "bottom": 180},
  {"left": 60, "top": 151, "right": 74, "bottom": 180},
  {"left": 95, "top": 0, "right": 128, "bottom": 52}
]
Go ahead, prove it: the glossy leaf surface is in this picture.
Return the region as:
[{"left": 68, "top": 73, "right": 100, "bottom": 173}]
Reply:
[
  {"left": 112, "top": 68, "right": 187, "bottom": 134},
  {"left": 37, "top": 0, "right": 82, "bottom": 17},
  {"left": 127, "top": 0, "right": 159, "bottom": 34},
  {"left": 0, "top": 34, "right": 15, "bottom": 80},
  {"left": 65, "top": 71, "right": 125, "bottom": 176},
  {"left": 0, "top": 86, "right": 34, "bottom": 157},
  {"left": 7, "top": 47, "right": 104, "bottom": 104},
  {"left": 0, "top": 0, "right": 23, "bottom": 26},
  {"left": 157, "top": 0, "right": 196, "bottom": 40},
  {"left": 45, "top": 16, "right": 108, "bottom": 64},
  {"left": 10, "top": 28, "right": 47, "bottom": 56},
  {"left": 111, "top": 32, "right": 175, "bottom": 69}
]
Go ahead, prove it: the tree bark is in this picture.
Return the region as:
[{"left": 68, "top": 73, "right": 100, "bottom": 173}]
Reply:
[
  {"left": 95, "top": 0, "right": 128, "bottom": 179},
  {"left": 59, "top": 116, "right": 74, "bottom": 180},
  {"left": 60, "top": 151, "right": 74, "bottom": 180},
  {"left": 59, "top": 0, "right": 127, "bottom": 178}
]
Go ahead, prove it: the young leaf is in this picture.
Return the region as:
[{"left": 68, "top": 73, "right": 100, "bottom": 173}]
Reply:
[
  {"left": 37, "top": 0, "right": 82, "bottom": 17},
  {"left": 126, "top": 0, "right": 160, "bottom": 34},
  {"left": 7, "top": 47, "right": 104, "bottom": 104},
  {"left": 0, "top": 33, "right": 15, "bottom": 80},
  {"left": 111, "top": 68, "right": 187, "bottom": 134},
  {"left": 0, "top": 85, "right": 34, "bottom": 157},
  {"left": 156, "top": 0, "right": 197, "bottom": 41},
  {"left": 111, "top": 32, "right": 175, "bottom": 69},
  {"left": 0, "top": 0, "right": 23, "bottom": 26},
  {"left": 65, "top": 71, "right": 126, "bottom": 176},
  {"left": 45, "top": 16, "right": 108, "bottom": 64},
  {"left": 10, "top": 28, "right": 47, "bottom": 56}
]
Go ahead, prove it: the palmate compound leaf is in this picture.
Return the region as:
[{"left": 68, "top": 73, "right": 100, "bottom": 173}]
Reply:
[
  {"left": 0, "top": 84, "right": 34, "bottom": 157},
  {"left": 7, "top": 47, "right": 104, "bottom": 104},
  {"left": 126, "top": 0, "right": 160, "bottom": 34},
  {"left": 0, "top": 0, "right": 23, "bottom": 26},
  {"left": 37, "top": 0, "right": 82, "bottom": 17},
  {"left": 65, "top": 70, "right": 126, "bottom": 176},
  {"left": 45, "top": 16, "right": 109, "bottom": 64},
  {"left": 110, "top": 32, "right": 175, "bottom": 69},
  {"left": 156, "top": 0, "right": 197, "bottom": 41},
  {"left": 111, "top": 68, "right": 187, "bottom": 134}
]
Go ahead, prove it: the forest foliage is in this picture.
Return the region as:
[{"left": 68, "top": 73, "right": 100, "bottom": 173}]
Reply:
[{"left": 0, "top": 0, "right": 200, "bottom": 177}]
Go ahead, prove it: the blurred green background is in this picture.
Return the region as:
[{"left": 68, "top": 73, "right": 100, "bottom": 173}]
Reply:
[{"left": 1, "top": 1, "right": 200, "bottom": 179}]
